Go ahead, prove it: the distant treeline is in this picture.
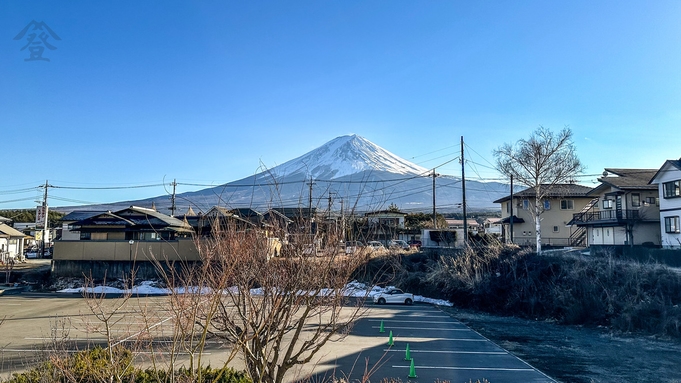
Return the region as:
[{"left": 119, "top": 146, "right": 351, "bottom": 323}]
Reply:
[{"left": 0, "top": 209, "right": 65, "bottom": 226}]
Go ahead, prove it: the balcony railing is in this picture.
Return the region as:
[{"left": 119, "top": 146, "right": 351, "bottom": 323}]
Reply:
[{"left": 572, "top": 209, "right": 641, "bottom": 224}]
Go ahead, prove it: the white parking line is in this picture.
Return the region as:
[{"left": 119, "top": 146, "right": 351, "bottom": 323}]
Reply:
[
  {"left": 393, "top": 337, "right": 489, "bottom": 342},
  {"left": 385, "top": 349, "right": 507, "bottom": 355},
  {"left": 369, "top": 319, "right": 465, "bottom": 324},
  {"left": 391, "top": 365, "right": 535, "bottom": 372},
  {"left": 372, "top": 326, "right": 470, "bottom": 331}
]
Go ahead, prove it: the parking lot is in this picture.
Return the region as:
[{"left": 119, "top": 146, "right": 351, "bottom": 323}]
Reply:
[
  {"left": 308, "top": 303, "right": 556, "bottom": 383},
  {"left": 0, "top": 294, "right": 555, "bottom": 382}
]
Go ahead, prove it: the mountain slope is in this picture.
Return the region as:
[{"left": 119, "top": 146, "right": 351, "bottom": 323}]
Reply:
[{"left": 66, "top": 135, "right": 509, "bottom": 214}]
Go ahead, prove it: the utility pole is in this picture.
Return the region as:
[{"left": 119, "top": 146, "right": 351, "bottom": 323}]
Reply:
[
  {"left": 39, "top": 180, "right": 50, "bottom": 258},
  {"left": 340, "top": 198, "right": 346, "bottom": 241},
  {"left": 169, "top": 179, "right": 177, "bottom": 217},
  {"left": 510, "top": 174, "right": 514, "bottom": 244},
  {"left": 432, "top": 170, "right": 439, "bottom": 229},
  {"left": 327, "top": 192, "right": 335, "bottom": 220},
  {"left": 461, "top": 136, "right": 468, "bottom": 245},
  {"left": 307, "top": 177, "right": 315, "bottom": 236}
]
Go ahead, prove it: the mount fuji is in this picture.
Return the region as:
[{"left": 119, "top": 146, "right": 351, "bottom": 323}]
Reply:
[{"left": 74, "top": 135, "right": 508, "bottom": 214}]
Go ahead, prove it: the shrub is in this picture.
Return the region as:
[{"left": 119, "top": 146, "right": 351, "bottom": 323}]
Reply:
[{"left": 4, "top": 346, "right": 251, "bottom": 383}]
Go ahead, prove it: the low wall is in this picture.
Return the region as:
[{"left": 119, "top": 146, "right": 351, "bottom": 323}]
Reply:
[
  {"left": 52, "top": 259, "right": 200, "bottom": 280},
  {"left": 52, "top": 239, "right": 201, "bottom": 279},
  {"left": 54, "top": 239, "right": 200, "bottom": 262}
]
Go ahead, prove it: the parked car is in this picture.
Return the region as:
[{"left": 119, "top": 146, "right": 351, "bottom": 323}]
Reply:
[
  {"left": 366, "top": 241, "right": 386, "bottom": 251},
  {"left": 25, "top": 251, "right": 39, "bottom": 259},
  {"left": 408, "top": 240, "right": 422, "bottom": 249},
  {"left": 388, "top": 239, "right": 410, "bottom": 250},
  {"left": 373, "top": 288, "right": 414, "bottom": 305},
  {"left": 345, "top": 241, "right": 365, "bottom": 254}
]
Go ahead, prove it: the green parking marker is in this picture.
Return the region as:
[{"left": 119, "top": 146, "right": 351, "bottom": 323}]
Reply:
[
  {"left": 388, "top": 330, "right": 394, "bottom": 346},
  {"left": 379, "top": 320, "right": 385, "bottom": 333},
  {"left": 408, "top": 358, "right": 417, "bottom": 379},
  {"left": 404, "top": 343, "right": 411, "bottom": 361}
]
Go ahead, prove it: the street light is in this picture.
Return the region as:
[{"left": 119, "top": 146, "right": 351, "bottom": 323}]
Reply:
[{"left": 128, "top": 240, "right": 134, "bottom": 263}]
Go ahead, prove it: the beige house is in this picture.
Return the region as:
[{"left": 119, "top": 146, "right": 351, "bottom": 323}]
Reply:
[
  {"left": 571, "top": 169, "right": 660, "bottom": 248},
  {"left": 494, "top": 184, "right": 594, "bottom": 247}
]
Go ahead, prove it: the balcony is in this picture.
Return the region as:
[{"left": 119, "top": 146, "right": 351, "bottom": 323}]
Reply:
[{"left": 571, "top": 209, "right": 651, "bottom": 225}]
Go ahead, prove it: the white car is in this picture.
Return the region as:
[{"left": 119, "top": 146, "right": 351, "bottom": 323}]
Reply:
[
  {"left": 373, "top": 288, "right": 414, "bottom": 305},
  {"left": 366, "top": 241, "right": 386, "bottom": 251},
  {"left": 388, "top": 240, "right": 410, "bottom": 250}
]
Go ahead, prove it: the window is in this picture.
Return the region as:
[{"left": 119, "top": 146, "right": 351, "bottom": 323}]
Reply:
[
  {"left": 645, "top": 197, "right": 658, "bottom": 206},
  {"left": 602, "top": 199, "right": 613, "bottom": 209},
  {"left": 631, "top": 193, "right": 641, "bottom": 207},
  {"left": 560, "top": 200, "right": 574, "bottom": 210},
  {"left": 553, "top": 226, "right": 559, "bottom": 233},
  {"left": 665, "top": 216, "right": 680, "bottom": 234},
  {"left": 506, "top": 202, "right": 510, "bottom": 213},
  {"left": 663, "top": 181, "right": 681, "bottom": 198},
  {"left": 543, "top": 200, "right": 551, "bottom": 210},
  {"left": 522, "top": 199, "right": 529, "bottom": 210}
]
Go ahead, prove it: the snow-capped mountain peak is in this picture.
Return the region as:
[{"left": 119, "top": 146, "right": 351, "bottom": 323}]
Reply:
[{"left": 270, "top": 134, "right": 429, "bottom": 179}]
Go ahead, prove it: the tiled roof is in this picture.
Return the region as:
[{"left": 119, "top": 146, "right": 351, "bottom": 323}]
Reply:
[
  {"left": 493, "top": 184, "right": 592, "bottom": 203},
  {"left": 61, "top": 210, "right": 107, "bottom": 222},
  {"left": 598, "top": 168, "right": 658, "bottom": 190}
]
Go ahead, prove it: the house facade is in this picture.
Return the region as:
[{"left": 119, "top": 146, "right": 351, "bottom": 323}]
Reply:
[
  {"left": 650, "top": 159, "right": 681, "bottom": 249},
  {"left": 571, "top": 169, "right": 660, "bottom": 248},
  {"left": 494, "top": 184, "right": 594, "bottom": 247},
  {"left": 364, "top": 210, "right": 407, "bottom": 244},
  {"left": 0, "top": 223, "right": 26, "bottom": 263}
]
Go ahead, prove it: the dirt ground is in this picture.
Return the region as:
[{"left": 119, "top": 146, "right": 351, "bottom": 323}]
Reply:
[{"left": 443, "top": 307, "right": 681, "bottom": 383}]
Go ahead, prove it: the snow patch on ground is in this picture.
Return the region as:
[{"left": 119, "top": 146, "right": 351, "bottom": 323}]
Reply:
[{"left": 57, "top": 280, "right": 453, "bottom": 306}]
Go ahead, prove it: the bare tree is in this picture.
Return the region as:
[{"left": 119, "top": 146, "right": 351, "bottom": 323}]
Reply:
[
  {"left": 169, "top": 217, "right": 371, "bottom": 383},
  {"left": 494, "top": 126, "right": 584, "bottom": 253}
]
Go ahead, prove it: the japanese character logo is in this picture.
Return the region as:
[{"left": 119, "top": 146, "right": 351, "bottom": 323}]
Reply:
[{"left": 14, "top": 20, "right": 61, "bottom": 62}]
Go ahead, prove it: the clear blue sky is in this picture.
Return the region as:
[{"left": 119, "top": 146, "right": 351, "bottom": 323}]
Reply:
[{"left": 1, "top": 1, "right": 680, "bottom": 209}]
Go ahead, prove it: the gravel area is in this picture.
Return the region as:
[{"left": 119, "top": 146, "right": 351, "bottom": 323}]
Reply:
[{"left": 443, "top": 307, "right": 681, "bottom": 383}]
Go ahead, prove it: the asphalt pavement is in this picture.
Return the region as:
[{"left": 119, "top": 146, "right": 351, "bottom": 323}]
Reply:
[{"left": 307, "top": 303, "right": 556, "bottom": 383}]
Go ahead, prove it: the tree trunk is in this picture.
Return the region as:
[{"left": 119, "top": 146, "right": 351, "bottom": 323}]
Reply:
[{"left": 535, "top": 196, "right": 542, "bottom": 254}]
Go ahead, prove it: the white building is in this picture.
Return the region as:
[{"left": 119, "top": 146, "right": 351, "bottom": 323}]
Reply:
[{"left": 649, "top": 159, "right": 681, "bottom": 249}]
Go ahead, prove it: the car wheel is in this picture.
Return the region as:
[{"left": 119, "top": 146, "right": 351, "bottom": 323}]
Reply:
[
  {"left": 378, "top": 298, "right": 386, "bottom": 305},
  {"left": 405, "top": 298, "right": 413, "bottom": 305}
]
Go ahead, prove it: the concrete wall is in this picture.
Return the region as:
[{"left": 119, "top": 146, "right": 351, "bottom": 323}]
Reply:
[{"left": 54, "top": 239, "right": 200, "bottom": 262}]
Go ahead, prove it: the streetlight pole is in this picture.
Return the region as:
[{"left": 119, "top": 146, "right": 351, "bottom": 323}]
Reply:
[{"left": 128, "top": 240, "right": 134, "bottom": 267}]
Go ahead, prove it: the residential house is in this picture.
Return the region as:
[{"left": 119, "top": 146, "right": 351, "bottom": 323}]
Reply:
[
  {"left": 494, "top": 184, "right": 594, "bottom": 247},
  {"left": 60, "top": 210, "right": 107, "bottom": 240},
  {"left": 0, "top": 223, "right": 26, "bottom": 263},
  {"left": 649, "top": 159, "right": 681, "bottom": 249},
  {"left": 571, "top": 169, "right": 660, "bottom": 249},
  {"left": 364, "top": 209, "right": 408, "bottom": 244},
  {"left": 445, "top": 219, "right": 481, "bottom": 234},
  {"left": 53, "top": 206, "right": 197, "bottom": 278},
  {"left": 68, "top": 206, "right": 193, "bottom": 241},
  {"left": 482, "top": 217, "right": 503, "bottom": 236}
]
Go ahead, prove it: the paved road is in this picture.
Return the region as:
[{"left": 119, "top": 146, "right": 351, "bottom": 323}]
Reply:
[
  {"left": 1, "top": 294, "right": 555, "bottom": 383},
  {"left": 308, "top": 303, "right": 556, "bottom": 383}
]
